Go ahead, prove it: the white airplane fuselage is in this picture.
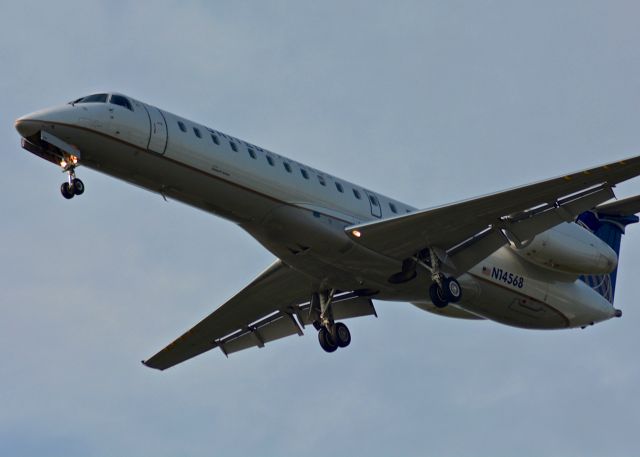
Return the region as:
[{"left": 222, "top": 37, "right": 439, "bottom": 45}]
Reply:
[{"left": 14, "top": 94, "right": 621, "bottom": 331}]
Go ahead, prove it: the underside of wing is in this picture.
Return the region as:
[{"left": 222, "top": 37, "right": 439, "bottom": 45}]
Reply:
[
  {"left": 143, "top": 260, "right": 376, "bottom": 370},
  {"left": 143, "top": 260, "right": 312, "bottom": 370},
  {"left": 347, "top": 155, "right": 640, "bottom": 274}
]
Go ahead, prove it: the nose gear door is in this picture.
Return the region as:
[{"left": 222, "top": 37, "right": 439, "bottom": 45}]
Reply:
[{"left": 143, "top": 105, "right": 168, "bottom": 154}]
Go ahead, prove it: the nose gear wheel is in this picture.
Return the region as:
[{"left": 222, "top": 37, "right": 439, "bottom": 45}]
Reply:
[{"left": 59, "top": 161, "right": 85, "bottom": 199}]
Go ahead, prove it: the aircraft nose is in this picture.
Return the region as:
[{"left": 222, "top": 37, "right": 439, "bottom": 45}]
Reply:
[
  {"left": 14, "top": 113, "right": 41, "bottom": 138},
  {"left": 14, "top": 104, "right": 78, "bottom": 139}
]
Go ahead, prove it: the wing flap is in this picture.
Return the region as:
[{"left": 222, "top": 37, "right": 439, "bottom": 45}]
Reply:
[
  {"left": 296, "top": 295, "right": 377, "bottom": 326},
  {"left": 218, "top": 295, "right": 377, "bottom": 356},
  {"left": 506, "top": 186, "right": 615, "bottom": 243},
  {"left": 333, "top": 296, "right": 378, "bottom": 320},
  {"left": 219, "top": 311, "right": 303, "bottom": 356}
]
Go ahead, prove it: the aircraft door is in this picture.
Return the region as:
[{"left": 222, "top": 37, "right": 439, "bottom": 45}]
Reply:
[
  {"left": 143, "top": 105, "right": 168, "bottom": 154},
  {"left": 365, "top": 191, "right": 383, "bottom": 218}
]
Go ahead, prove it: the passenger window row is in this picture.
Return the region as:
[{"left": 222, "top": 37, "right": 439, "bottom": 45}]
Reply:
[{"left": 175, "top": 118, "right": 408, "bottom": 214}]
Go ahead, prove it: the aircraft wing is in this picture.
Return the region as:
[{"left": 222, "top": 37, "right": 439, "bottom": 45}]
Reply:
[
  {"left": 143, "top": 260, "right": 377, "bottom": 370},
  {"left": 143, "top": 260, "right": 313, "bottom": 370},
  {"left": 347, "top": 155, "right": 640, "bottom": 273}
]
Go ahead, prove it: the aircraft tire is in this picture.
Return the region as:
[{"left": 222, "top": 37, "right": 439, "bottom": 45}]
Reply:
[
  {"left": 334, "top": 322, "right": 351, "bottom": 348},
  {"left": 444, "top": 277, "right": 462, "bottom": 303},
  {"left": 429, "top": 282, "right": 449, "bottom": 308},
  {"left": 60, "top": 182, "right": 74, "bottom": 199},
  {"left": 318, "top": 327, "right": 338, "bottom": 353},
  {"left": 71, "top": 178, "right": 85, "bottom": 195}
]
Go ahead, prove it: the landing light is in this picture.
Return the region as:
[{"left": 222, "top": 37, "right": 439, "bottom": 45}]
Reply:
[
  {"left": 60, "top": 160, "right": 67, "bottom": 168},
  {"left": 71, "top": 155, "right": 78, "bottom": 164},
  {"left": 352, "top": 230, "right": 362, "bottom": 238}
]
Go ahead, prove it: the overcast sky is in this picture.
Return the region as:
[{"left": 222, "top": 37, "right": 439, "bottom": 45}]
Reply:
[{"left": 2, "top": 1, "right": 640, "bottom": 456}]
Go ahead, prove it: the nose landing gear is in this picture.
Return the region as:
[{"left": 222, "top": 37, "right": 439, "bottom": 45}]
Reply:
[{"left": 59, "top": 157, "right": 85, "bottom": 200}]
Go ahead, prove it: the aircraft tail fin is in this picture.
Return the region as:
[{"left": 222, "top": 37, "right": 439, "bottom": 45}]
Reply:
[{"left": 577, "top": 195, "right": 640, "bottom": 303}]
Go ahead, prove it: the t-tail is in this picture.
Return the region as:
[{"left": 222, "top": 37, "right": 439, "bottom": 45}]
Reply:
[{"left": 577, "top": 195, "right": 640, "bottom": 303}]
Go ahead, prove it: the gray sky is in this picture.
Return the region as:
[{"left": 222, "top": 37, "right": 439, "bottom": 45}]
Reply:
[{"left": 2, "top": 1, "right": 640, "bottom": 456}]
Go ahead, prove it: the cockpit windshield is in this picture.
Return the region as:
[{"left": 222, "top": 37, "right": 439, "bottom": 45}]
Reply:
[
  {"left": 72, "top": 93, "right": 109, "bottom": 104},
  {"left": 70, "top": 93, "right": 133, "bottom": 111},
  {"left": 109, "top": 94, "right": 133, "bottom": 111}
]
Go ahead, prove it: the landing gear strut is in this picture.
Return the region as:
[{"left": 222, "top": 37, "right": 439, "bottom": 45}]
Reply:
[
  {"left": 311, "top": 289, "right": 352, "bottom": 353},
  {"left": 59, "top": 159, "right": 85, "bottom": 200}
]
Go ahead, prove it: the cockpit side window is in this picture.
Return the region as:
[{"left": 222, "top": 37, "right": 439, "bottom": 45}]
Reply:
[
  {"left": 109, "top": 94, "right": 133, "bottom": 111},
  {"left": 73, "top": 93, "right": 109, "bottom": 104}
]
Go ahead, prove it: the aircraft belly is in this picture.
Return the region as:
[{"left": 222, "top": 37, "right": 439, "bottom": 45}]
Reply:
[
  {"left": 458, "top": 278, "right": 570, "bottom": 329},
  {"left": 453, "top": 248, "right": 569, "bottom": 329},
  {"left": 246, "top": 205, "right": 413, "bottom": 294}
]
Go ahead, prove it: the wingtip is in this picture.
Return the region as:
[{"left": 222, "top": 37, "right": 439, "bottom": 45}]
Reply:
[{"left": 141, "top": 359, "right": 163, "bottom": 371}]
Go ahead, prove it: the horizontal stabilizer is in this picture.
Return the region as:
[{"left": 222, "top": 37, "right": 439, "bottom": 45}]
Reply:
[{"left": 596, "top": 195, "right": 640, "bottom": 217}]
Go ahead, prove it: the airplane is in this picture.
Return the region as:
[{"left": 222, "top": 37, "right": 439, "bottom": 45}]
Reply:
[{"left": 14, "top": 92, "right": 640, "bottom": 371}]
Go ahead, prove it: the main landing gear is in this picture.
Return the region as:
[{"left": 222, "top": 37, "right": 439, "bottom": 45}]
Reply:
[
  {"left": 422, "top": 248, "right": 463, "bottom": 309},
  {"left": 312, "top": 289, "right": 352, "bottom": 353},
  {"left": 429, "top": 276, "right": 462, "bottom": 308},
  {"left": 387, "top": 248, "right": 464, "bottom": 308},
  {"left": 59, "top": 158, "right": 85, "bottom": 200},
  {"left": 318, "top": 323, "right": 351, "bottom": 353}
]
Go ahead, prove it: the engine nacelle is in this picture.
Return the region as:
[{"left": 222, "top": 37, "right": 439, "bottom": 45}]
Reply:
[{"left": 511, "top": 222, "right": 617, "bottom": 275}]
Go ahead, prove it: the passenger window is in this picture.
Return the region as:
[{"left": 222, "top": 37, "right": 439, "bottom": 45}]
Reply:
[
  {"left": 193, "top": 127, "right": 202, "bottom": 138},
  {"left": 284, "top": 162, "right": 292, "bottom": 173},
  {"left": 211, "top": 133, "right": 220, "bottom": 145},
  {"left": 335, "top": 182, "right": 344, "bottom": 193},
  {"left": 230, "top": 141, "right": 238, "bottom": 152},
  {"left": 248, "top": 148, "right": 256, "bottom": 159},
  {"left": 300, "top": 168, "right": 309, "bottom": 179},
  {"left": 109, "top": 95, "right": 133, "bottom": 111},
  {"left": 389, "top": 202, "right": 398, "bottom": 214},
  {"left": 318, "top": 175, "right": 326, "bottom": 186},
  {"left": 178, "top": 121, "right": 187, "bottom": 132},
  {"left": 353, "top": 189, "right": 361, "bottom": 199},
  {"left": 369, "top": 195, "right": 380, "bottom": 206},
  {"left": 266, "top": 155, "right": 275, "bottom": 166}
]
